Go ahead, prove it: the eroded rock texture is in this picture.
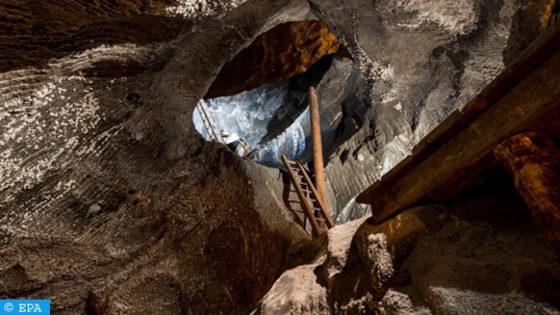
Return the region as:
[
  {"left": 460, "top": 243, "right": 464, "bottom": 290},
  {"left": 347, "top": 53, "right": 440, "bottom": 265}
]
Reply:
[
  {"left": 1, "top": 0, "right": 559, "bottom": 314},
  {"left": 319, "top": 0, "right": 557, "bottom": 221},
  {"left": 206, "top": 20, "right": 339, "bottom": 98},
  {"left": 0, "top": 0, "right": 312, "bottom": 313},
  {"left": 256, "top": 186, "right": 560, "bottom": 314}
]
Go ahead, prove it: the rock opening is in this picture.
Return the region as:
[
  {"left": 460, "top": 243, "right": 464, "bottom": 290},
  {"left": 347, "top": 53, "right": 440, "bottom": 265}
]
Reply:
[{"left": 193, "top": 20, "right": 365, "bottom": 167}]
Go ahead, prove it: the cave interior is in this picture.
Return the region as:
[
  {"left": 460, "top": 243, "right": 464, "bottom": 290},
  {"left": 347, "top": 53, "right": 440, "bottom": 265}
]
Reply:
[{"left": 1, "top": 0, "right": 560, "bottom": 314}]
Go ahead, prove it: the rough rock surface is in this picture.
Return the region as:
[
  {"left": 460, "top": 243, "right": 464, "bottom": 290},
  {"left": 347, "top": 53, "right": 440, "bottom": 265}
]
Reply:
[
  {"left": 1, "top": 0, "right": 559, "bottom": 314},
  {"left": 391, "top": 192, "right": 560, "bottom": 315},
  {"left": 319, "top": 0, "right": 557, "bottom": 221},
  {"left": 0, "top": 0, "right": 314, "bottom": 313},
  {"left": 255, "top": 183, "right": 560, "bottom": 314},
  {"left": 354, "top": 205, "right": 448, "bottom": 292},
  {"left": 254, "top": 217, "right": 375, "bottom": 315},
  {"left": 206, "top": 20, "right": 339, "bottom": 98}
]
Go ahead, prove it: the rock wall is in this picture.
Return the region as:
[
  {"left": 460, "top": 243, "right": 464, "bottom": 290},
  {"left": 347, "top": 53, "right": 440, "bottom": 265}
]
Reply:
[
  {"left": 206, "top": 20, "right": 339, "bottom": 98},
  {"left": 255, "top": 183, "right": 560, "bottom": 314},
  {"left": 1, "top": 0, "right": 559, "bottom": 313},
  {"left": 316, "top": 0, "right": 557, "bottom": 221},
  {"left": 0, "top": 0, "right": 315, "bottom": 313}
]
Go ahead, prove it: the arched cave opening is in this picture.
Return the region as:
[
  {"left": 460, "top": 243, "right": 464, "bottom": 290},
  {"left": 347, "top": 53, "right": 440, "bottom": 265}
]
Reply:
[{"left": 193, "top": 20, "right": 368, "bottom": 168}]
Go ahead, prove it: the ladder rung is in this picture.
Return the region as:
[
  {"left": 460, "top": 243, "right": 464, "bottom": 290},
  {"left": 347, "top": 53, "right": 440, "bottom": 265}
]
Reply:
[{"left": 281, "top": 155, "right": 333, "bottom": 236}]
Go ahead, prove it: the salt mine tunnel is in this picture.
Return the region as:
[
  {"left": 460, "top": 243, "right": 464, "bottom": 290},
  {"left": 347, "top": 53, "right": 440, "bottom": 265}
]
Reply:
[{"left": 1, "top": 0, "right": 560, "bottom": 314}]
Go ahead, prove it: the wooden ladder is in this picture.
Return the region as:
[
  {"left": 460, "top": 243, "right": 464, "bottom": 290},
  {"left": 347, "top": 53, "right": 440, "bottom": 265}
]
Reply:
[
  {"left": 196, "top": 100, "right": 222, "bottom": 143},
  {"left": 281, "top": 155, "right": 334, "bottom": 237}
]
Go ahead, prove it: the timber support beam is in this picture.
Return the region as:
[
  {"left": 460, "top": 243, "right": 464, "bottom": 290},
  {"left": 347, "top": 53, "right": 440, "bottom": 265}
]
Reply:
[
  {"left": 356, "top": 22, "right": 560, "bottom": 224},
  {"left": 309, "top": 86, "right": 328, "bottom": 211}
]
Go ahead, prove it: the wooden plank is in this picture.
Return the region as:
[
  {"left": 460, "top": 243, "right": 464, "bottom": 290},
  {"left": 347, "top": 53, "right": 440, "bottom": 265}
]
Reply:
[
  {"left": 281, "top": 155, "right": 322, "bottom": 235},
  {"left": 357, "top": 22, "right": 560, "bottom": 204},
  {"left": 494, "top": 132, "right": 560, "bottom": 241},
  {"left": 359, "top": 49, "right": 560, "bottom": 224}
]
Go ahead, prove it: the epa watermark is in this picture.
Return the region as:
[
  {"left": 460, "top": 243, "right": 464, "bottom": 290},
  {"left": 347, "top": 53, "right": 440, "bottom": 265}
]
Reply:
[{"left": 0, "top": 300, "right": 50, "bottom": 315}]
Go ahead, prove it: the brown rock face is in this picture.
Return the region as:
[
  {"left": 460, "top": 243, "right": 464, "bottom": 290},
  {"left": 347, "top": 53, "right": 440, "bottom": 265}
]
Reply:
[
  {"left": 0, "top": 0, "right": 187, "bottom": 72},
  {"left": 494, "top": 132, "right": 560, "bottom": 241},
  {"left": 205, "top": 20, "right": 339, "bottom": 98},
  {"left": 0, "top": 1, "right": 312, "bottom": 313}
]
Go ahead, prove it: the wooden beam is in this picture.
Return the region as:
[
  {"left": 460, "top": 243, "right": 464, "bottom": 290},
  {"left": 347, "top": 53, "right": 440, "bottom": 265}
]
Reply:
[
  {"left": 357, "top": 22, "right": 560, "bottom": 207},
  {"left": 309, "top": 86, "right": 328, "bottom": 211},
  {"left": 357, "top": 47, "right": 560, "bottom": 223},
  {"left": 494, "top": 132, "right": 560, "bottom": 241}
]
